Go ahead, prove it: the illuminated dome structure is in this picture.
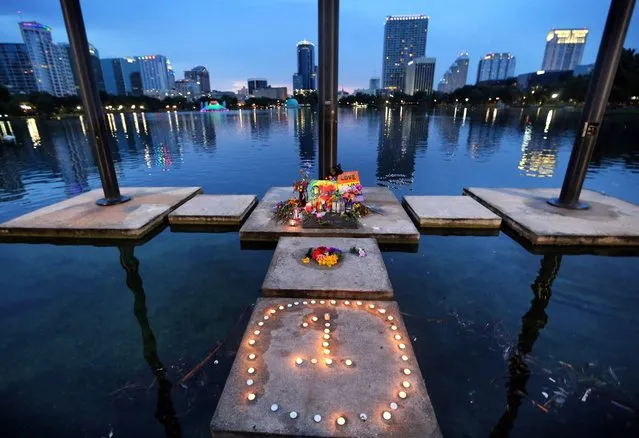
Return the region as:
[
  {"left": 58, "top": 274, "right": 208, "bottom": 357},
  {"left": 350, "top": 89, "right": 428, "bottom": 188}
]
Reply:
[
  {"left": 286, "top": 98, "right": 299, "bottom": 108},
  {"left": 201, "top": 100, "right": 227, "bottom": 112}
]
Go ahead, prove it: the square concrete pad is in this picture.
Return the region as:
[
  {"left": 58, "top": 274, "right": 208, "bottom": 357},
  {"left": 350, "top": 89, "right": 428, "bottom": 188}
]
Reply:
[
  {"left": 0, "top": 186, "right": 201, "bottom": 240},
  {"left": 239, "top": 187, "right": 419, "bottom": 244},
  {"left": 403, "top": 195, "right": 501, "bottom": 229},
  {"left": 464, "top": 187, "right": 639, "bottom": 246},
  {"left": 168, "top": 194, "right": 257, "bottom": 226},
  {"left": 211, "top": 298, "right": 441, "bottom": 438},
  {"left": 262, "top": 237, "right": 393, "bottom": 300}
]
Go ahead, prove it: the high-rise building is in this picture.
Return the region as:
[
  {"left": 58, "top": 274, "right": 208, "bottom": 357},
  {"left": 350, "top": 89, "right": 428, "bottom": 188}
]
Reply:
[
  {"left": 101, "top": 57, "right": 142, "bottom": 96},
  {"left": 477, "top": 53, "right": 516, "bottom": 83},
  {"left": 254, "top": 86, "right": 287, "bottom": 100},
  {"left": 136, "top": 55, "right": 171, "bottom": 97},
  {"left": 175, "top": 79, "right": 200, "bottom": 99},
  {"left": 19, "top": 21, "right": 68, "bottom": 96},
  {"left": 185, "top": 66, "right": 210, "bottom": 93},
  {"left": 59, "top": 43, "right": 104, "bottom": 94},
  {"left": 294, "top": 40, "right": 316, "bottom": 91},
  {"left": 369, "top": 78, "right": 381, "bottom": 91},
  {"left": 437, "top": 52, "right": 469, "bottom": 93},
  {"left": 0, "top": 43, "right": 37, "bottom": 95},
  {"left": 382, "top": 15, "right": 429, "bottom": 91},
  {"left": 167, "top": 60, "right": 175, "bottom": 91},
  {"left": 541, "top": 29, "right": 589, "bottom": 71},
  {"left": 52, "top": 43, "right": 77, "bottom": 96},
  {"left": 404, "top": 57, "right": 436, "bottom": 95},
  {"left": 248, "top": 78, "right": 268, "bottom": 95}
]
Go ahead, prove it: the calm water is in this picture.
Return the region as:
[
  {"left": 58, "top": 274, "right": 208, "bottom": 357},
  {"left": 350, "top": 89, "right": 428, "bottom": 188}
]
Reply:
[{"left": 0, "top": 108, "right": 638, "bottom": 438}]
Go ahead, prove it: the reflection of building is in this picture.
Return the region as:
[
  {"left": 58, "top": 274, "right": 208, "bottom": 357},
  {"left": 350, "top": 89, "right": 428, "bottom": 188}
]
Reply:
[
  {"left": 518, "top": 122, "right": 558, "bottom": 178},
  {"left": 382, "top": 15, "right": 429, "bottom": 91},
  {"left": 541, "top": 29, "right": 588, "bottom": 71},
  {"left": 294, "top": 109, "right": 315, "bottom": 166},
  {"left": 477, "top": 53, "right": 516, "bottom": 83},
  {"left": 437, "top": 52, "right": 469, "bottom": 93},
  {"left": 185, "top": 65, "right": 210, "bottom": 93},
  {"left": 50, "top": 119, "right": 91, "bottom": 195},
  {"left": 0, "top": 43, "right": 37, "bottom": 95},
  {"left": 102, "top": 57, "right": 143, "bottom": 96},
  {"left": 254, "top": 86, "right": 287, "bottom": 100},
  {"left": 404, "top": 57, "right": 435, "bottom": 95},
  {"left": 293, "top": 40, "right": 316, "bottom": 91},
  {"left": 466, "top": 112, "right": 503, "bottom": 159},
  {"left": 248, "top": 78, "right": 268, "bottom": 95},
  {"left": 19, "top": 21, "right": 76, "bottom": 96},
  {"left": 377, "top": 107, "right": 429, "bottom": 186}
]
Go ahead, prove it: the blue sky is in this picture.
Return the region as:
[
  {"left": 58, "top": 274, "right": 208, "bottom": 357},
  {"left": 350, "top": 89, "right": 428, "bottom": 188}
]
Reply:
[{"left": 1, "top": 0, "right": 638, "bottom": 92}]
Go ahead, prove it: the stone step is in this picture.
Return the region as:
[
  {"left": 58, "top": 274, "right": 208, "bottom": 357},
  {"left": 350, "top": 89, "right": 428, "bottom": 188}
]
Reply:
[
  {"left": 402, "top": 195, "right": 501, "bottom": 230},
  {"left": 0, "top": 187, "right": 201, "bottom": 241},
  {"left": 261, "top": 237, "right": 393, "bottom": 300},
  {"left": 168, "top": 194, "right": 257, "bottom": 229},
  {"left": 211, "top": 297, "right": 441, "bottom": 438},
  {"left": 239, "top": 187, "right": 419, "bottom": 245}
]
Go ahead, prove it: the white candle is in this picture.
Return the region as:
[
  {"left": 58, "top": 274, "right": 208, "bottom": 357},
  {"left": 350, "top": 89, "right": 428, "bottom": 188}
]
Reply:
[
  {"left": 379, "top": 308, "right": 386, "bottom": 314},
  {"left": 399, "top": 391, "right": 407, "bottom": 399},
  {"left": 311, "top": 300, "right": 316, "bottom": 304},
  {"left": 391, "top": 325, "right": 398, "bottom": 331},
  {"left": 322, "top": 341, "right": 329, "bottom": 347},
  {"left": 248, "top": 367, "right": 255, "bottom": 374},
  {"left": 399, "top": 343, "right": 406, "bottom": 350},
  {"left": 312, "top": 316, "right": 318, "bottom": 322},
  {"left": 325, "top": 358, "right": 333, "bottom": 365},
  {"left": 403, "top": 368, "right": 411, "bottom": 375},
  {"left": 323, "top": 349, "right": 330, "bottom": 355},
  {"left": 258, "top": 321, "right": 264, "bottom": 326},
  {"left": 320, "top": 300, "right": 325, "bottom": 304},
  {"left": 323, "top": 334, "right": 330, "bottom": 340},
  {"left": 295, "top": 357, "right": 303, "bottom": 365},
  {"left": 254, "top": 330, "right": 260, "bottom": 335},
  {"left": 314, "top": 414, "right": 322, "bottom": 423},
  {"left": 247, "top": 393, "right": 256, "bottom": 401},
  {"left": 356, "top": 301, "right": 362, "bottom": 306},
  {"left": 394, "top": 334, "right": 401, "bottom": 340},
  {"left": 270, "top": 309, "right": 276, "bottom": 314},
  {"left": 290, "top": 411, "right": 298, "bottom": 419},
  {"left": 345, "top": 359, "right": 353, "bottom": 366},
  {"left": 324, "top": 328, "right": 330, "bottom": 334},
  {"left": 382, "top": 411, "right": 392, "bottom": 421},
  {"left": 390, "top": 402, "right": 398, "bottom": 410},
  {"left": 402, "top": 381, "right": 411, "bottom": 388},
  {"left": 248, "top": 339, "right": 255, "bottom": 346},
  {"left": 401, "top": 355, "right": 408, "bottom": 361},
  {"left": 336, "top": 416, "right": 346, "bottom": 426},
  {"left": 325, "top": 323, "right": 330, "bottom": 327},
  {"left": 278, "top": 305, "right": 284, "bottom": 310},
  {"left": 369, "top": 304, "right": 375, "bottom": 309},
  {"left": 387, "top": 316, "right": 394, "bottom": 321},
  {"left": 311, "top": 358, "right": 318, "bottom": 364},
  {"left": 248, "top": 353, "right": 256, "bottom": 360},
  {"left": 246, "top": 379, "right": 254, "bottom": 386},
  {"left": 302, "top": 322, "right": 309, "bottom": 328},
  {"left": 330, "top": 300, "right": 336, "bottom": 305},
  {"left": 344, "top": 300, "right": 350, "bottom": 305}
]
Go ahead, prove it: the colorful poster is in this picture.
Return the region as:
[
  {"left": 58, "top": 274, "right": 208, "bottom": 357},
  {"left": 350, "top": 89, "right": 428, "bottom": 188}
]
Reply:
[
  {"left": 308, "top": 180, "right": 337, "bottom": 201},
  {"left": 337, "top": 171, "right": 360, "bottom": 192}
]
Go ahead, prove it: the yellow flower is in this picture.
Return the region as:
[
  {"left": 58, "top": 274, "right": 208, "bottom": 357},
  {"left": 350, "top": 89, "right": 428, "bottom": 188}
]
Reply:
[{"left": 302, "top": 257, "right": 310, "bottom": 264}]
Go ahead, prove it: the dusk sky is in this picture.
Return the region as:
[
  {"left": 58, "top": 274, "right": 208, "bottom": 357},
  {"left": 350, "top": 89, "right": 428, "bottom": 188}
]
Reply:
[{"left": 1, "top": 0, "right": 638, "bottom": 92}]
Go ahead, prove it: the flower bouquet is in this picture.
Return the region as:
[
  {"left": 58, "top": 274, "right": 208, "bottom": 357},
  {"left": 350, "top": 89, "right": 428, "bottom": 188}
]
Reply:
[
  {"left": 302, "top": 246, "right": 343, "bottom": 268},
  {"left": 274, "top": 198, "right": 299, "bottom": 223}
]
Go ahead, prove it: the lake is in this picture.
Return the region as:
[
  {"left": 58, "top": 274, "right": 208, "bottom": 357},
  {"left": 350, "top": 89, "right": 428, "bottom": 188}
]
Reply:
[{"left": 0, "top": 107, "right": 638, "bottom": 437}]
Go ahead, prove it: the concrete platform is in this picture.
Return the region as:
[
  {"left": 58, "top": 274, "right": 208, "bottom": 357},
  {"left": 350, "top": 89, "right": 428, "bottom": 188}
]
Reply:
[
  {"left": 402, "top": 195, "right": 501, "bottom": 229},
  {"left": 168, "top": 194, "right": 257, "bottom": 226},
  {"left": 0, "top": 187, "right": 201, "bottom": 241},
  {"left": 239, "top": 187, "right": 419, "bottom": 245},
  {"left": 262, "top": 237, "right": 393, "bottom": 300},
  {"left": 464, "top": 187, "right": 639, "bottom": 246},
  {"left": 211, "top": 298, "right": 441, "bottom": 438}
]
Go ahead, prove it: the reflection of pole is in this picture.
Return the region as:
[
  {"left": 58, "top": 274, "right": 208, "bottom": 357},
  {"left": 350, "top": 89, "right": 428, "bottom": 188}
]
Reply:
[
  {"left": 118, "top": 247, "right": 181, "bottom": 438},
  {"left": 318, "top": 0, "right": 339, "bottom": 179},
  {"left": 548, "top": 0, "right": 635, "bottom": 209},
  {"left": 490, "top": 255, "right": 562, "bottom": 438},
  {"left": 60, "top": 0, "right": 130, "bottom": 206}
]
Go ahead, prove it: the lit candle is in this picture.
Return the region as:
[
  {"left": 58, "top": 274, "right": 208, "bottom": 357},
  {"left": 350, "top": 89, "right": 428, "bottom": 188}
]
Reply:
[
  {"left": 345, "top": 359, "right": 353, "bottom": 366},
  {"left": 279, "top": 305, "right": 284, "bottom": 310},
  {"left": 320, "top": 300, "right": 325, "bottom": 304},
  {"left": 379, "top": 308, "right": 386, "bottom": 314},
  {"left": 254, "top": 330, "right": 260, "bottom": 335},
  {"left": 270, "top": 309, "right": 276, "bottom": 314},
  {"left": 336, "top": 416, "right": 346, "bottom": 426},
  {"left": 248, "top": 353, "right": 256, "bottom": 360},
  {"left": 258, "top": 321, "right": 264, "bottom": 326},
  {"left": 344, "top": 300, "right": 350, "bottom": 305},
  {"left": 324, "top": 328, "right": 330, "bottom": 334},
  {"left": 323, "top": 334, "right": 330, "bottom": 340},
  {"left": 356, "top": 301, "right": 362, "bottom": 306},
  {"left": 401, "top": 355, "right": 408, "bottom": 361},
  {"left": 248, "top": 367, "right": 255, "bottom": 374},
  {"left": 294, "top": 301, "right": 299, "bottom": 305},
  {"left": 382, "top": 411, "right": 392, "bottom": 421},
  {"left": 311, "top": 300, "right": 316, "bottom": 304},
  {"left": 325, "top": 358, "right": 333, "bottom": 365},
  {"left": 246, "top": 379, "right": 254, "bottom": 386},
  {"left": 403, "top": 368, "right": 411, "bottom": 375},
  {"left": 369, "top": 304, "right": 375, "bottom": 309},
  {"left": 330, "top": 300, "right": 336, "bottom": 305},
  {"left": 394, "top": 334, "right": 401, "bottom": 340},
  {"left": 391, "top": 325, "right": 398, "bottom": 331},
  {"left": 303, "top": 301, "right": 308, "bottom": 305},
  {"left": 325, "top": 323, "right": 330, "bottom": 327},
  {"left": 387, "top": 316, "right": 394, "bottom": 321},
  {"left": 323, "top": 349, "right": 330, "bottom": 355},
  {"left": 248, "top": 339, "right": 255, "bottom": 346},
  {"left": 324, "top": 313, "right": 330, "bottom": 320},
  {"left": 312, "top": 316, "right": 318, "bottom": 322},
  {"left": 390, "top": 402, "right": 398, "bottom": 410},
  {"left": 264, "top": 316, "right": 269, "bottom": 320},
  {"left": 402, "top": 381, "right": 411, "bottom": 388},
  {"left": 247, "top": 393, "right": 256, "bottom": 401},
  {"left": 288, "top": 218, "right": 296, "bottom": 226},
  {"left": 322, "top": 341, "right": 329, "bottom": 347},
  {"left": 295, "top": 357, "right": 303, "bottom": 365},
  {"left": 399, "top": 391, "right": 407, "bottom": 399},
  {"left": 302, "top": 322, "right": 309, "bottom": 328},
  {"left": 311, "top": 358, "right": 318, "bottom": 364},
  {"left": 399, "top": 343, "right": 406, "bottom": 350}
]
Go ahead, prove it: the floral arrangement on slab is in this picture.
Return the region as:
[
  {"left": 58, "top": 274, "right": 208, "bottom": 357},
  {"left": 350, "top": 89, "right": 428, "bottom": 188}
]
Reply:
[
  {"left": 302, "top": 246, "right": 343, "bottom": 268},
  {"left": 274, "top": 198, "right": 299, "bottom": 223},
  {"left": 350, "top": 246, "right": 367, "bottom": 257},
  {"left": 293, "top": 169, "right": 310, "bottom": 204}
]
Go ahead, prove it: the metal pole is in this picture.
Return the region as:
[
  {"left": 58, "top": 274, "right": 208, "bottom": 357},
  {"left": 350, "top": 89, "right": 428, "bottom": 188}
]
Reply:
[
  {"left": 548, "top": 0, "right": 635, "bottom": 209},
  {"left": 60, "top": 0, "right": 130, "bottom": 205},
  {"left": 318, "top": 0, "right": 339, "bottom": 179}
]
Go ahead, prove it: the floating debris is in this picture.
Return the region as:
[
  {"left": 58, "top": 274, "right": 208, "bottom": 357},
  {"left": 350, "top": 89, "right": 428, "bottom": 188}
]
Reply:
[
  {"left": 542, "top": 391, "right": 549, "bottom": 399},
  {"left": 580, "top": 388, "right": 592, "bottom": 402},
  {"left": 610, "top": 400, "right": 635, "bottom": 414}
]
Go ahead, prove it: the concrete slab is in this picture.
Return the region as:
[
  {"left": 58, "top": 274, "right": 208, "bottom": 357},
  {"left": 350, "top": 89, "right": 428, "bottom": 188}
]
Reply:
[
  {"left": 168, "top": 194, "right": 257, "bottom": 226},
  {"left": 0, "top": 186, "right": 201, "bottom": 240},
  {"left": 262, "top": 237, "right": 393, "bottom": 300},
  {"left": 402, "top": 195, "right": 501, "bottom": 229},
  {"left": 239, "top": 187, "right": 419, "bottom": 245},
  {"left": 211, "top": 298, "right": 441, "bottom": 438},
  {"left": 464, "top": 187, "right": 639, "bottom": 246}
]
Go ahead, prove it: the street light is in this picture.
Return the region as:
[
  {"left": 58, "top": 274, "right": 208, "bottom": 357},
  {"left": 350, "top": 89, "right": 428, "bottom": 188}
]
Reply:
[
  {"left": 551, "top": 93, "right": 559, "bottom": 99},
  {"left": 464, "top": 97, "right": 469, "bottom": 102}
]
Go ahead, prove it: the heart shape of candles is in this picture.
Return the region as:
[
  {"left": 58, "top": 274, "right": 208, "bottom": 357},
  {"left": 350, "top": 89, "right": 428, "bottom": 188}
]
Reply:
[{"left": 242, "top": 299, "right": 412, "bottom": 427}]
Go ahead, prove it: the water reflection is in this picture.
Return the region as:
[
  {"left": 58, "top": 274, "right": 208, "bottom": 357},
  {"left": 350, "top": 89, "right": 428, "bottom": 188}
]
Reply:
[
  {"left": 293, "top": 109, "right": 316, "bottom": 167},
  {"left": 118, "top": 246, "right": 182, "bottom": 438},
  {"left": 377, "top": 107, "right": 429, "bottom": 186},
  {"left": 490, "top": 254, "right": 562, "bottom": 438},
  {"left": 518, "top": 122, "right": 559, "bottom": 178}
]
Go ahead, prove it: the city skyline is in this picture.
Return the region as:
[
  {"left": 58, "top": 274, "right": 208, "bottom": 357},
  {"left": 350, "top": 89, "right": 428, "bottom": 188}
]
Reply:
[{"left": 0, "top": 0, "right": 638, "bottom": 92}]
